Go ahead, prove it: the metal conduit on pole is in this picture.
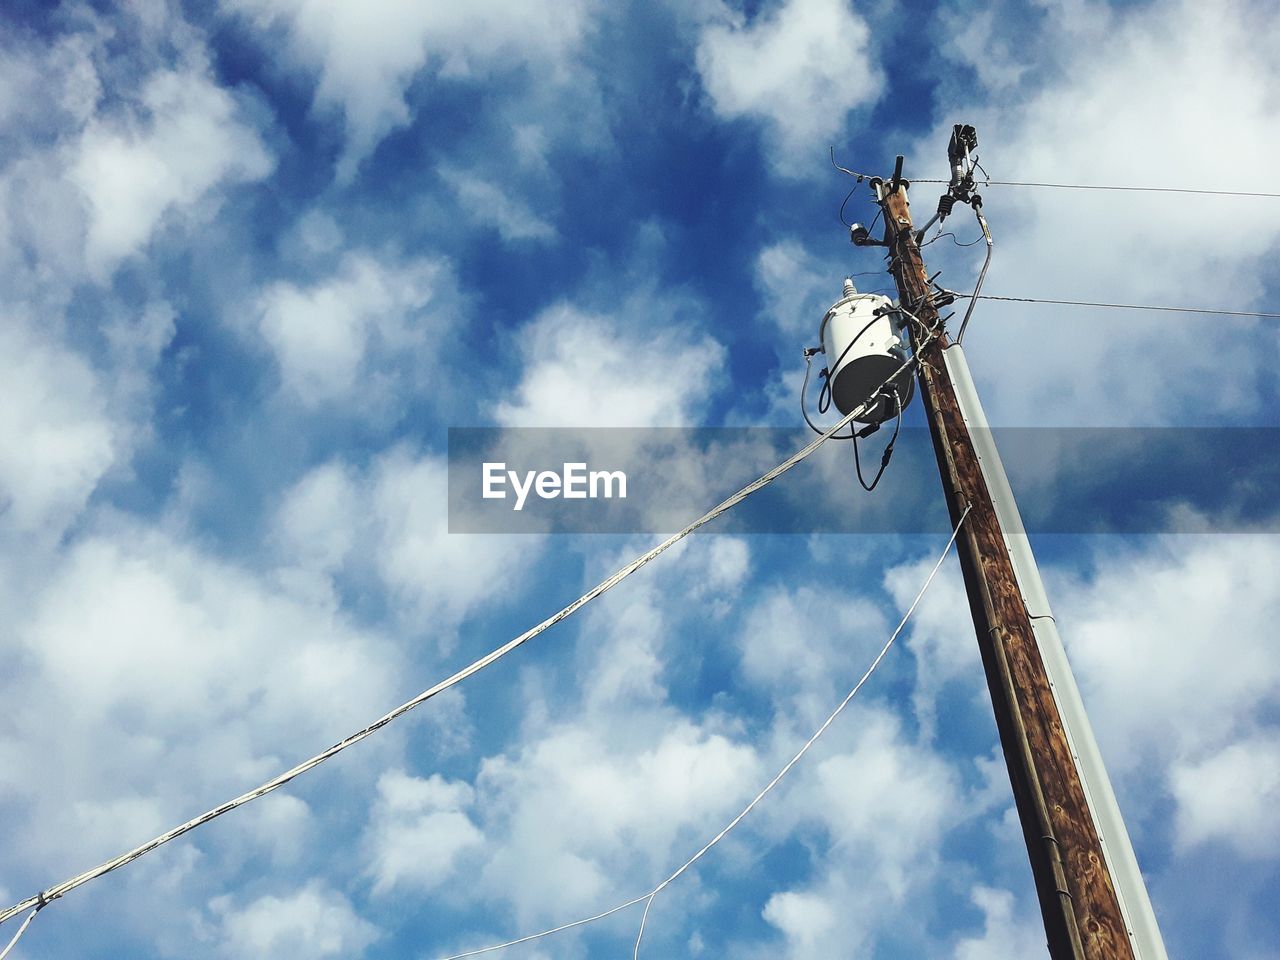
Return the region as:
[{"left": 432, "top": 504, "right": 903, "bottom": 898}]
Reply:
[{"left": 944, "top": 343, "right": 1168, "bottom": 958}]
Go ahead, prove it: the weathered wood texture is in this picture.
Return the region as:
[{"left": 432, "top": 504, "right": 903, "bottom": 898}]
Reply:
[{"left": 882, "top": 185, "right": 1133, "bottom": 960}]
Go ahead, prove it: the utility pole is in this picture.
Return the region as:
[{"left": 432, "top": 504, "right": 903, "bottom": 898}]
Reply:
[{"left": 864, "top": 143, "right": 1166, "bottom": 959}]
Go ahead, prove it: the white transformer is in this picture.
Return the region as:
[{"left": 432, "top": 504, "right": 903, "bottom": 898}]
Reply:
[{"left": 819, "top": 279, "right": 914, "bottom": 423}]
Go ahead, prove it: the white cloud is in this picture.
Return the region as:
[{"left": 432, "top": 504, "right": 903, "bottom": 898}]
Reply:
[
  {"left": 0, "top": 314, "right": 117, "bottom": 537},
  {"left": 1170, "top": 733, "right": 1280, "bottom": 857},
  {"left": 691, "top": 536, "right": 752, "bottom": 611},
  {"left": 234, "top": 793, "right": 315, "bottom": 869},
  {"left": 696, "top": 0, "right": 883, "bottom": 174},
  {"left": 365, "top": 770, "right": 484, "bottom": 895},
  {"left": 805, "top": 709, "right": 961, "bottom": 889},
  {"left": 494, "top": 302, "right": 725, "bottom": 427},
  {"left": 0, "top": 296, "right": 175, "bottom": 546},
  {"left": 0, "top": 12, "right": 274, "bottom": 294},
  {"left": 953, "top": 885, "right": 1046, "bottom": 960},
  {"left": 934, "top": 6, "right": 1029, "bottom": 93},
  {"left": 255, "top": 252, "right": 455, "bottom": 408},
  {"left": 754, "top": 240, "right": 849, "bottom": 337},
  {"left": 573, "top": 535, "right": 752, "bottom": 711},
  {"left": 762, "top": 889, "right": 838, "bottom": 953},
  {"left": 916, "top": 0, "right": 1280, "bottom": 424},
  {"left": 739, "top": 584, "right": 891, "bottom": 727},
  {"left": 270, "top": 450, "right": 539, "bottom": 642},
  {"left": 70, "top": 795, "right": 168, "bottom": 864},
  {"left": 298, "top": 210, "right": 344, "bottom": 253},
  {"left": 317, "top": 526, "right": 1040, "bottom": 958},
  {"left": 438, "top": 165, "right": 557, "bottom": 242},
  {"left": 579, "top": 584, "right": 669, "bottom": 708},
  {"left": 69, "top": 66, "right": 272, "bottom": 277},
  {"left": 757, "top": 706, "right": 966, "bottom": 957},
  {"left": 274, "top": 460, "right": 361, "bottom": 575},
  {"left": 450, "top": 536, "right": 973, "bottom": 953},
  {"left": 476, "top": 718, "right": 762, "bottom": 925},
  {"left": 2, "top": 523, "right": 402, "bottom": 877},
  {"left": 214, "top": 881, "right": 379, "bottom": 957},
  {"left": 0, "top": 34, "right": 98, "bottom": 284},
  {"left": 885, "top": 552, "right": 976, "bottom": 742},
  {"left": 269, "top": 444, "right": 544, "bottom": 656},
  {"left": 1056, "top": 537, "right": 1280, "bottom": 773},
  {"left": 391, "top": 536, "right": 766, "bottom": 935},
  {"left": 370, "top": 449, "right": 538, "bottom": 637},
  {"left": 0, "top": 30, "right": 219, "bottom": 549},
  {"left": 228, "top": 0, "right": 594, "bottom": 181}
]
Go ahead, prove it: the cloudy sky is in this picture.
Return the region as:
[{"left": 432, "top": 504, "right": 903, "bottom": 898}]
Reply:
[{"left": 1, "top": 0, "right": 1278, "bottom": 958}]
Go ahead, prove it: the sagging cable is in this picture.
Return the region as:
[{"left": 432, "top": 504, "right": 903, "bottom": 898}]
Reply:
[
  {"left": 435, "top": 502, "right": 972, "bottom": 960},
  {"left": 801, "top": 348, "right": 851, "bottom": 440},
  {"left": 853, "top": 388, "right": 903, "bottom": 492},
  {"left": 0, "top": 906, "right": 41, "bottom": 960},
  {"left": 956, "top": 197, "right": 994, "bottom": 344},
  {"left": 0, "top": 329, "right": 948, "bottom": 937}
]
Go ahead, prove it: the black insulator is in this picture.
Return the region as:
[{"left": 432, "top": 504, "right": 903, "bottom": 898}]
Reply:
[
  {"left": 890, "top": 155, "right": 905, "bottom": 191},
  {"left": 948, "top": 123, "right": 978, "bottom": 160},
  {"left": 937, "top": 194, "right": 957, "bottom": 217}
]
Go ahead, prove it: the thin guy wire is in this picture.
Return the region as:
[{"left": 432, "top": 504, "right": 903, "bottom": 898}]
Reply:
[
  {"left": 437, "top": 896, "right": 653, "bottom": 959},
  {"left": 0, "top": 332, "right": 943, "bottom": 932},
  {"left": 631, "top": 505, "right": 968, "bottom": 957},
  {"left": 910, "top": 178, "right": 1280, "bottom": 198},
  {"left": 955, "top": 206, "right": 994, "bottom": 345},
  {"left": 437, "top": 504, "right": 971, "bottom": 960},
  {"left": 830, "top": 166, "right": 1280, "bottom": 199},
  {"left": 957, "top": 293, "right": 1280, "bottom": 319},
  {"left": 0, "top": 908, "right": 40, "bottom": 960}
]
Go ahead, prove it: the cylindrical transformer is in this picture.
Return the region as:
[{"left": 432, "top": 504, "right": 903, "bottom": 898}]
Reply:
[{"left": 819, "top": 279, "right": 914, "bottom": 423}]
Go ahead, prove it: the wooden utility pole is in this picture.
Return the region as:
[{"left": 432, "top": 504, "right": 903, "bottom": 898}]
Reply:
[{"left": 875, "top": 170, "right": 1135, "bottom": 960}]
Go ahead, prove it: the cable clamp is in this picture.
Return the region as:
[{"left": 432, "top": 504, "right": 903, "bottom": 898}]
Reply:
[{"left": 932, "top": 286, "right": 959, "bottom": 308}]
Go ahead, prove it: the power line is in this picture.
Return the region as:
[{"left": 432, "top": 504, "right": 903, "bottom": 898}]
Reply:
[
  {"left": 910, "top": 178, "right": 1280, "bottom": 199},
  {"left": 0, "top": 332, "right": 946, "bottom": 941},
  {"left": 831, "top": 156, "right": 1280, "bottom": 199},
  {"left": 957, "top": 293, "right": 1280, "bottom": 319},
  {"left": 921, "top": 230, "right": 986, "bottom": 248},
  {"left": 437, "top": 504, "right": 971, "bottom": 960}
]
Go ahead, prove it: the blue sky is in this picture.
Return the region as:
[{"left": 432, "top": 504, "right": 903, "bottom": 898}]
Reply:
[{"left": 1, "top": 0, "right": 1278, "bottom": 958}]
